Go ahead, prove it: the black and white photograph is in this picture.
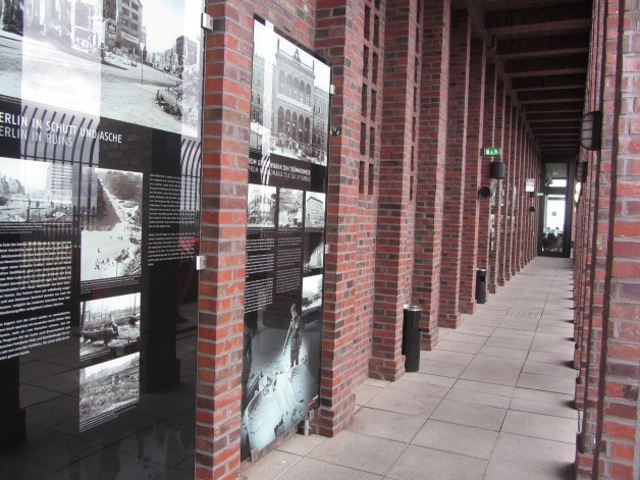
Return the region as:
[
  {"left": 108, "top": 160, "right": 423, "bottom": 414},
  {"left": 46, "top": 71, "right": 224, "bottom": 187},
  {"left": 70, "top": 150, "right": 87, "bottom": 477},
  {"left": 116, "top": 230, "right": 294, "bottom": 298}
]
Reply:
[
  {"left": 305, "top": 192, "right": 325, "bottom": 229},
  {"left": 0, "top": 157, "right": 73, "bottom": 223},
  {"left": 241, "top": 301, "right": 318, "bottom": 457},
  {"left": 78, "top": 292, "right": 141, "bottom": 361},
  {"left": 278, "top": 188, "right": 303, "bottom": 228},
  {"left": 79, "top": 352, "right": 140, "bottom": 432},
  {"left": 0, "top": 0, "right": 202, "bottom": 137},
  {"left": 79, "top": 167, "right": 142, "bottom": 282},
  {"left": 303, "top": 232, "right": 324, "bottom": 273},
  {"left": 302, "top": 274, "right": 323, "bottom": 314},
  {"left": 247, "top": 184, "right": 276, "bottom": 228},
  {"left": 250, "top": 20, "right": 330, "bottom": 166}
]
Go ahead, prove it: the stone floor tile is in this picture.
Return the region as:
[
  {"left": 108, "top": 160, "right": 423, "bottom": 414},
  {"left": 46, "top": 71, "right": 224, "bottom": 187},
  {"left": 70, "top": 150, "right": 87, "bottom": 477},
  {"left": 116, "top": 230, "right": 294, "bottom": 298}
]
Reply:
[
  {"left": 385, "top": 445, "right": 487, "bottom": 480},
  {"left": 386, "top": 378, "right": 450, "bottom": 399},
  {"left": 510, "top": 388, "right": 577, "bottom": 419},
  {"left": 442, "top": 331, "right": 489, "bottom": 345},
  {"left": 429, "top": 399, "right": 507, "bottom": 431},
  {"left": 402, "top": 371, "right": 457, "bottom": 388},
  {"left": 307, "top": 430, "right": 406, "bottom": 475},
  {"left": 412, "top": 420, "right": 498, "bottom": 459},
  {"left": 517, "top": 372, "right": 576, "bottom": 395},
  {"left": 478, "top": 345, "right": 529, "bottom": 361},
  {"left": 277, "top": 458, "right": 382, "bottom": 480},
  {"left": 417, "top": 349, "right": 475, "bottom": 366},
  {"left": 485, "top": 335, "right": 533, "bottom": 351},
  {"left": 354, "top": 383, "right": 383, "bottom": 406},
  {"left": 241, "top": 450, "right": 301, "bottom": 480},
  {"left": 451, "top": 379, "right": 515, "bottom": 398},
  {"left": 418, "top": 359, "right": 467, "bottom": 378},
  {"left": 345, "top": 407, "right": 425, "bottom": 443},
  {"left": 435, "top": 339, "right": 484, "bottom": 355},
  {"left": 445, "top": 387, "right": 512, "bottom": 409},
  {"left": 501, "top": 410, "right": 578, "bottom": 443},
  {"left": 365, "top": 388, "right": 442, "bottom": 417},
  {"left": 522, "top": 360, "right": 579, "bottom": 379},
  {"left": 276, "top": 433, "right": 327, "bottom": 456},
  {"left": 484, "top": 433, "right": 575, "bottom": 480}
]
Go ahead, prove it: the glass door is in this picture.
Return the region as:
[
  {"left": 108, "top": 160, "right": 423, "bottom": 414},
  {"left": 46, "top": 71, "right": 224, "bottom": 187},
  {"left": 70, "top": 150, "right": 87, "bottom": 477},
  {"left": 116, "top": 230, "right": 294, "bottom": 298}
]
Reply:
[
  {"left": 542, "top": 194, "right": 567, "bottom": 254},
  {"left": 538, "top": 160, "right": 573, "bottom": 257}
]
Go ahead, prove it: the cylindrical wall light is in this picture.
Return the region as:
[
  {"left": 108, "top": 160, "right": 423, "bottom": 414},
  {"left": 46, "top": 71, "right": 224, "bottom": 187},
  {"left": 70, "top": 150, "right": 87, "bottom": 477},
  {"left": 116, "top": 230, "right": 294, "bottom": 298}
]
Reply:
[{"left": 490, "top": 161, "right": 506, "bottom": 179}]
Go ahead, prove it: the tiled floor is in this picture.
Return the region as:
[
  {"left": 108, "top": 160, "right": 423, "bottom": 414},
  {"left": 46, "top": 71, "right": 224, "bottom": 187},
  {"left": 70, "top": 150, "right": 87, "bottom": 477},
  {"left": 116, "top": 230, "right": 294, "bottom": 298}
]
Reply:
[{"left": 242, "top": 257, "right": 578, "bottom": 480}]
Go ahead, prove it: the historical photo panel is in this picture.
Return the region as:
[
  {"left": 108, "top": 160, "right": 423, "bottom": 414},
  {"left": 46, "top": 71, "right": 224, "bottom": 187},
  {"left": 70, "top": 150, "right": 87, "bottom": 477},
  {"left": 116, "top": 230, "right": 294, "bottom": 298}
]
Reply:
[
  {"left": 0, "top": 0, "right": 203, "bottom": 137},
  {"left": 242, "top": 18, "right": 330, "bottom": 459}
]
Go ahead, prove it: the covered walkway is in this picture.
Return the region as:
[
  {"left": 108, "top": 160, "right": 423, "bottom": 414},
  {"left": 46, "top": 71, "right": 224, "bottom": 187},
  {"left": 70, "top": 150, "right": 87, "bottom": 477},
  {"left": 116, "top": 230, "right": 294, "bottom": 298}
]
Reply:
[{"left": 243, "top": 257, "right": 577, "bottom": 480}]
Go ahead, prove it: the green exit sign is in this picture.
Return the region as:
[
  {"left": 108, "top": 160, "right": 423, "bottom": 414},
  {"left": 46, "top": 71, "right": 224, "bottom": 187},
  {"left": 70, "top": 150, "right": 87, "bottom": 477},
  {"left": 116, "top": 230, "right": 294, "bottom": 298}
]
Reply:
[{"left": 482, "top": 147, "right": 501, "bottom": 156}]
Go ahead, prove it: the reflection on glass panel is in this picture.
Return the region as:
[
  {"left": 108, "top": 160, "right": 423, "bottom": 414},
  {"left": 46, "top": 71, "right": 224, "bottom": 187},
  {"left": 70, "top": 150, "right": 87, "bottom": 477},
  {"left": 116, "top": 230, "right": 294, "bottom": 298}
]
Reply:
[
  {"left": 544, "top": 163, "right": 568, "bottom": 188},
  {"left": 0, "top": 0, "right": 204, "bottom": 477},
  {"left": 542, "top": 194, "right": 566, "bottom": 253}
]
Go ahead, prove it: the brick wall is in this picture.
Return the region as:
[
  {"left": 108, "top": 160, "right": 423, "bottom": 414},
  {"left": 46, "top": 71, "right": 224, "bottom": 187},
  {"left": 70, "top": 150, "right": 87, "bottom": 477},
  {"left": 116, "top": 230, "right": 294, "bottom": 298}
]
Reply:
[{"left": 574, "top": 0, "right": 640, "bottom": 479}]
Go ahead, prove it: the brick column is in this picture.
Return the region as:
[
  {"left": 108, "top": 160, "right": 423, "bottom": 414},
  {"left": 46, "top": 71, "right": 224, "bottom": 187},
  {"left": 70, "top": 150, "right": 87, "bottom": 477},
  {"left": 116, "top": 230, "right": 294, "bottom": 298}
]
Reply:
[
  {"left": 503, "top": 104, "right": 518, "bottom": 281},
  {"left": 478, "top": 62, "right": 496, "bottom": 294},
  {"left": 489, "top": 79, "right": 506, "bottom": 292},
  {"left": 370, "top": 0, "right": 422, "bottom": 380},
  {"left": 415, "top": 0, "right": 450, "bottom": 349},
  {"left": 459, "top": 35, "right": 486, "bottom": 314},
  {"left": 498, "top": 99, "right": 514, "bottom": 285},
  {"left": 196, "top": 2, "right": 253, "bottom": 479},
  {"left": 314, "top": 0, "right": 369, "bottom": 437},
  {"left": 510, "top": 116, "right": 523, "bottom": 276},
  {"left": 439, "top": 9, "right": 470, "bottom": 327}
]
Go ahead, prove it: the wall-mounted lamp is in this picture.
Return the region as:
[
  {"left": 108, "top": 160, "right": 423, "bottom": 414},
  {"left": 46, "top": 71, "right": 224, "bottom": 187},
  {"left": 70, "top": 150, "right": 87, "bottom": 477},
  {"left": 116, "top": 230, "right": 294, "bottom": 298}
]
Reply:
[
  {"left": 490, "top": 161, "right": 506, "bottom": 179},
  {"left": 478, "top": 186, "right": 492, "bottom": 198},
  {"left": 574, "top": 182, "right": 582, "bottom": 204},
  {"left": 581, "top": 111, "right": 602, "bottom": 151}
]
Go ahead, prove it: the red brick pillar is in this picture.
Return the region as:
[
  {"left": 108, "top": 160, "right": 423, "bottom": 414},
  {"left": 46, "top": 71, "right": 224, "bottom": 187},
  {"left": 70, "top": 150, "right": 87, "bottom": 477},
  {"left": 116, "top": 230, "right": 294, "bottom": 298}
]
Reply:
[
  {"left": 459, "top": 35, "right": 486, "bottom": 314},
  {"left": 415, "top": 0, "right": 450, "bottom": 349},
  {"left": 370, "top": 0, "right": 423, "bottom": 380},
  {"left": 499, "top": 100, "right": 514, "bottom": 284},
  {"left": 510, "top": 117, "right": 524, "bottom": 275},
  {"left": 575, "top": 0, "right": 616, "bottom": 476},
  {"left": 503, "top": 104, "right": 519, "bottom": 281},
  {"left": 439, "top": 9, "right": 470, "bottom": 327},
  {"left": 489, "top": 80, "right": 506, "bottom": 292},
  {"left": 527, "top": 138, "right": 539, "bottom": 262},
  {"left": 478, "top": 62, "right": 496, "bottom": 294},
  {"left": 196, "top": 2, "right": 253, "bottom": 479},
  {"left": 314, "top": 0, "right": 370, "bottom": 437}
]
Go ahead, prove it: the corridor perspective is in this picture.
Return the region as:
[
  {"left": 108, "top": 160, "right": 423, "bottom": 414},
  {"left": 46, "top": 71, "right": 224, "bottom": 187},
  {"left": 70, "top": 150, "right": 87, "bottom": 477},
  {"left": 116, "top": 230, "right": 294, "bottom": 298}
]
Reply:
[{"left": 243, "top": 257, "right": 577, "bottom": 480}]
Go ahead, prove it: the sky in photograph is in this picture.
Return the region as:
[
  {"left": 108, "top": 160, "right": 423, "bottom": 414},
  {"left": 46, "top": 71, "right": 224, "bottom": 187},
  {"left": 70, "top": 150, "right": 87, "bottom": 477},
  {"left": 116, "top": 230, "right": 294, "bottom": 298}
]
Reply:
[
  {"left": 253, "top": 21, "right": 331, "bottom": 91},
  {"left": 0, "top": 157, "right": 49, "bottom": 192},
  {"left": 85, "top": 292, "right": 140, "bottom": 314},
  {"left": 143, "top": 0, "right": 201, "bottom": 52}
]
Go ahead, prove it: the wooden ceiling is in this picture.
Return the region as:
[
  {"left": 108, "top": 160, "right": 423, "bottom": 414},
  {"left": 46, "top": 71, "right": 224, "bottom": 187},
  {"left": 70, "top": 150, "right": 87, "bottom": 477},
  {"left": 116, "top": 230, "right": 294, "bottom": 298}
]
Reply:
[{"left": 474, "top": 0, "right": 593, "bottom": 157}]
